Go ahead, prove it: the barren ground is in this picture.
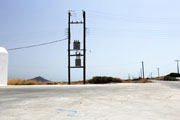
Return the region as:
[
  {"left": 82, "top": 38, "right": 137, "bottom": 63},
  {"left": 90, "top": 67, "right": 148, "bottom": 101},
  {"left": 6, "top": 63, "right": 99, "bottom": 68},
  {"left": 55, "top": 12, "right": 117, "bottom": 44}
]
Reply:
[{"left": 0, "top": 83, "right": 180, "bottom": 120}]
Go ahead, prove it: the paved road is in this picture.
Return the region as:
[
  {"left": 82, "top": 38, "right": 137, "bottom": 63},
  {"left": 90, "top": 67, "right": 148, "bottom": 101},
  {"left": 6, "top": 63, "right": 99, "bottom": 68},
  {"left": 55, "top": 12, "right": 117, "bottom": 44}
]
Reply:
[
  {"left": 152, "top": 80, "right": 180, "bottom": 89},
  {"left": 0, "top": 84, "right": 180, "bottom": 120}
]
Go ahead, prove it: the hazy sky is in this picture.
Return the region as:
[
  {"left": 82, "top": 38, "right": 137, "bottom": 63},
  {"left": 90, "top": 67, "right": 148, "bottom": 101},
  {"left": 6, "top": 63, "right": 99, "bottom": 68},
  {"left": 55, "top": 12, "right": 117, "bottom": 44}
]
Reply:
[{"left": 1, "top": 0, "right": 180, "bottom": 81}]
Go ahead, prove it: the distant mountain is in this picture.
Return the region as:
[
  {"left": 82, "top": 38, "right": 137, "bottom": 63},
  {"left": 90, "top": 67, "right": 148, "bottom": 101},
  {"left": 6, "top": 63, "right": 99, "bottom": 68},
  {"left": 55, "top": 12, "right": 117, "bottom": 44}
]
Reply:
[{"left": 29, "top": 76, "right": 50, "bottom": 82}]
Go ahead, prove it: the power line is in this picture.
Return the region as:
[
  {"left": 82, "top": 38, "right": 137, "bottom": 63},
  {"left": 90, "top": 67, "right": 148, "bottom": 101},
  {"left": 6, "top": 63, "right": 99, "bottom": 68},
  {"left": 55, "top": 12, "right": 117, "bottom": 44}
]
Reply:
[
  {"left": 0, "top": 31, "right": 67, "bottom": 44},
  {"left": 7, "top": 38, "right": 67, "bottom": 51},
  {"left": 87, "top": 10, "right": 180, "bottom": 23}
]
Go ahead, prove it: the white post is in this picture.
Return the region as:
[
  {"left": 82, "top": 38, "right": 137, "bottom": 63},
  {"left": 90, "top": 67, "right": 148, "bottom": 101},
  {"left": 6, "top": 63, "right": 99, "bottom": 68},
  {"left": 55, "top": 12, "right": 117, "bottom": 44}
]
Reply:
[{"left": 0, "top": 47, "right": 8, "bottom": 86}]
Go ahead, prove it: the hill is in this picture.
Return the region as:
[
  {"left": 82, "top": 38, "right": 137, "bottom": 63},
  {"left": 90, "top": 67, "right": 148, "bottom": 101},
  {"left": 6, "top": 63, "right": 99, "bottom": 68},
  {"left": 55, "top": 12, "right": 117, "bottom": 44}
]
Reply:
[{"left": 29, "top": 76, "right": 50, "bottom": 82}]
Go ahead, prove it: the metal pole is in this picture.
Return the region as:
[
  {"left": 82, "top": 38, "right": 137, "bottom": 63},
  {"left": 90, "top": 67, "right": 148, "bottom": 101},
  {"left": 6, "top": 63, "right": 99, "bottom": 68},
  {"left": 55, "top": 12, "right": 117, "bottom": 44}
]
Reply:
[
  {"left": 83, "top": 11, "right": 86, "bottom": 84},
  {"left": 68, "top": 11, "right": 71, "bottom": 85}
]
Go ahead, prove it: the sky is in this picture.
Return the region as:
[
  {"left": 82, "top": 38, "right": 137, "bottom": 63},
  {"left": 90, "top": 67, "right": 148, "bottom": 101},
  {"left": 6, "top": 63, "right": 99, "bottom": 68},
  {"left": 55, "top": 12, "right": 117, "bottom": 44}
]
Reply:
[{"left": 1, "top": 0, "right": 180, "bottom": 81}]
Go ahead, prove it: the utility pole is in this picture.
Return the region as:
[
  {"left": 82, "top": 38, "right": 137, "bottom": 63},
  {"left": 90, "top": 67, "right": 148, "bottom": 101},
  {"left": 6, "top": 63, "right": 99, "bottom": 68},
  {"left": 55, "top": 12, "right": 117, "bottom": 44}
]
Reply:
[
  {"left": 151, "top": 72, "right": 153, "bottom": 79},
  {"left": 141, "top": 61, "right": 145, "bottom": 79},
  {"left": 157, "top": 68, "right": 160, "bottom": 78},
  {"left": 83, "top": 10, "right": 86, "bottom": 84},
  {"left": 140, "top": 68, "right": 142, "bottom": 78},
  {"left": 68, "top": 11, "right": 71, "bottom": 85},
  {"left": 68, "top": 10, "right": 86, "bottom": 85},
  {"left": 128, "top": 74, "right": 131, "bottom": 80},
  {"left": 174, "top": 60, "right": 180, "bottom": 74}
]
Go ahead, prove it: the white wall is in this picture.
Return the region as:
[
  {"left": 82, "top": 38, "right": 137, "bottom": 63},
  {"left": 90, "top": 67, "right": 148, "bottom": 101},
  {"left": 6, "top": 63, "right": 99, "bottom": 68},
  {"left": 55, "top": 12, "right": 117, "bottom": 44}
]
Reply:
[{"left": 0, "top": 47, "right": 8, "bottom": 86}]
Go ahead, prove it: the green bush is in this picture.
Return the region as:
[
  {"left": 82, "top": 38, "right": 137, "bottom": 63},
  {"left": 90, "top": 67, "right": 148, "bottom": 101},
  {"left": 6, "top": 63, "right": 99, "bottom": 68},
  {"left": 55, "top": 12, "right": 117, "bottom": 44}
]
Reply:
[
  {"left": 164, "top": 76, "right": 177, "bottom": 81},
  {"left": 88, "top": 76, "right": 122, "bottom": 84},
  {"left": 167, "top": 73, "right": 180, "bottom": 77},
  {"left": 163, "top": 73, "right": 180, "bottom": 81}
]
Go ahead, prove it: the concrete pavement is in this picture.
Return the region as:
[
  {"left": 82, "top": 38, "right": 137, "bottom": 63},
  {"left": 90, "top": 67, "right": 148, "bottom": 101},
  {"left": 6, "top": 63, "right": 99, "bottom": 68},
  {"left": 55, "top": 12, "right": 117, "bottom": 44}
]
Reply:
[
  {"left": 0, "top": 83, "right": 180, "bottom": 120},
  {"left": 152, "top": 80, "right": 180, "bottom": 89}
]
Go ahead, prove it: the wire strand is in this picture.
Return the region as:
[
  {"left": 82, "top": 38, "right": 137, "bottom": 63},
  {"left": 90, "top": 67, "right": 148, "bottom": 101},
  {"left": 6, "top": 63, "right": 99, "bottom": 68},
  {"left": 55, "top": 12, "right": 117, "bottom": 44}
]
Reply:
[{"left": 7, "top": 38, "right": 67, "bottom": 51}]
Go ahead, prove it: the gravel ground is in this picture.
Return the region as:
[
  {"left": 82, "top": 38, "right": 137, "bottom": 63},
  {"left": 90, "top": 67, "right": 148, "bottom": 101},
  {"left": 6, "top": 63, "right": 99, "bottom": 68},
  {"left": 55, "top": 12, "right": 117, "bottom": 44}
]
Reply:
[{"left": 0, "top": 83, "right": 180, "bottom": 120}]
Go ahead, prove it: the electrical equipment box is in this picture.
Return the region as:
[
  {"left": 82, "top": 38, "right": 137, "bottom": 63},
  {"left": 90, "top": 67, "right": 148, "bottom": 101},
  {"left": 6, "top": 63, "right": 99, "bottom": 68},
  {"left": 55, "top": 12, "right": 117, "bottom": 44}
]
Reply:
[
  {"left": 75, "top": 58, "right": 81, "bottom": 67},
  {"left": 73, "top": 40, "right": 80, "bottom": 50}
]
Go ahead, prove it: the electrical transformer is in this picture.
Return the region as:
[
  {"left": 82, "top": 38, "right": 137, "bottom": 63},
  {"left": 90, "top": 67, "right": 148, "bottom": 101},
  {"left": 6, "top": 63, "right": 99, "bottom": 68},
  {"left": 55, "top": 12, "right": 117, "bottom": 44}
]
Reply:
[
  {"left": 75, "top": 58, "right": 81, "bottom": 67},
  {"left": 73, "top": 40, "right": 80, "bottom": 50},
  {"left": 75, "top": 52, "right": 81, "bottom": 67}
]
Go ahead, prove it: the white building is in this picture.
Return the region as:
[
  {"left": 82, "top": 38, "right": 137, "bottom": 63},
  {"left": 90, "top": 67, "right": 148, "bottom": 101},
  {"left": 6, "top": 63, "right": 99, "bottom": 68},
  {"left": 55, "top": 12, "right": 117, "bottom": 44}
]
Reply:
[{"left": 0, "top": 47, "right": 8, "bottom": 86}]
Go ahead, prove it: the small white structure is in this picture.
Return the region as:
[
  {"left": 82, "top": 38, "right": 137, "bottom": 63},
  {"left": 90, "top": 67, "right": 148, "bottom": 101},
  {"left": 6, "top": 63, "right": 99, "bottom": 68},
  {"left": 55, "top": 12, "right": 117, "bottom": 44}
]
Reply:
[
  {"left": 0, "top": 47, "right": 8, "bottom": 86},
  {"left": 176, "top": 77, "right": 180, "bottom": 81}
]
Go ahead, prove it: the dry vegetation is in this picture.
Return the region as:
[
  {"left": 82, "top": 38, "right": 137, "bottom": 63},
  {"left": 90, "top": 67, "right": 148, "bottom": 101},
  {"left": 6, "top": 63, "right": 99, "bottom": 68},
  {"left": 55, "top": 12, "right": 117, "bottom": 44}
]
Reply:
[
  {"left": 8, "top": 79, "right": 41, "bottom": 85},
  {"left": 8, "top": 77, "right": 151, "bottom": 85},
  {"left": 121, "top": 79, "right": 152, "bottom": 83},
  {"left": 87, "top": 76, "right": 151, "bottom": 84},
  {"left": 87, "top": 76, "right": 122, "bottom": 84},
  {"left": 8, "top": 79, "right": 86, "bottom": 85}
]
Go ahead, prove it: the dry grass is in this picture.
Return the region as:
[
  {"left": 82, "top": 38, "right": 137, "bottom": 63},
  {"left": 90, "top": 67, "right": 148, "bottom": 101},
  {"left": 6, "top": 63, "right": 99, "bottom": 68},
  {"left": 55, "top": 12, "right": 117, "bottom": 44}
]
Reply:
[
  {"left": 8, "top": 79, "right": 68, "bottom": 85},
  {"left": 8, "top": 79, "right": 23, "bottom": 85},
  {"left": 8, "top": 78, "right": 151, "bottom": 85},
  {"left": 45, "top": 81, "right": 67, "bottom": 85},
  {"left": 8, "top": 79, "right": 40, "bottom": 85},
  {"left": 121, "top": 79, "right": 152, "bottom": 83}
]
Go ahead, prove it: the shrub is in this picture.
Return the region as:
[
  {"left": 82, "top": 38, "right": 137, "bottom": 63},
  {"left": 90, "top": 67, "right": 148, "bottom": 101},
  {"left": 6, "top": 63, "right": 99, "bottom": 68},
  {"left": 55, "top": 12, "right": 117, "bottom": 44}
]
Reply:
[
  {"left": 167, "top": 73, "right": 180, "bottom": 77},
  {"left": 164, "top": 76, "right": 177, "bottom": 81},
  {"left": 88, "top": 76, "right": 122, "bottom": 84},
  {"left": 163, "top": 72, "right": 180, "bottom": 81}
]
